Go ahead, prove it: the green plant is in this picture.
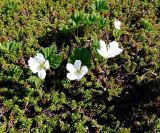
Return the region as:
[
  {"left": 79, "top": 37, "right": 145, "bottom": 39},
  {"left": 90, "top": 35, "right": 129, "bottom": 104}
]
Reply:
[
  {"left": 2, "top": 1, "right": 17, "bottom": 13},
  {"left": 91, "top": 0, "right": 109, "bottom": 12},
  {"left": 0, "top": 41, "right": 22, "bottom": 53},
  {"left": 69, "top": 11, "right": 106, "bottom": 28},
  {"left": 69, "top": 48, "right": 91, "bottom": 68},
  {"left": 0, "top": 0, "right": 159, "bottom": 132},
  {"left": 41, "top": 47, "right": 62, "bottom": 69}
]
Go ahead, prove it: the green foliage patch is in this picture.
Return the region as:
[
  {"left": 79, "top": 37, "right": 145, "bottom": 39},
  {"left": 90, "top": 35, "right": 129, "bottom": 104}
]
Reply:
[{"left": 0, "top": 0, "right": 159, "bottom": 132}]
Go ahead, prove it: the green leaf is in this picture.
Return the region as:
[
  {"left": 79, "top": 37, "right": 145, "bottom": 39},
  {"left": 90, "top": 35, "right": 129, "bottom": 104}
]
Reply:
[
  {"left": 86, "top": 13, "right": 106, "bottom": 27},
  {"left": 41, "top": 47, "right": 62, "bottom": 69},
  {"left": 69, "top": 48, "right": 91, "bottom": 68},
  {"left": 69, "top": 11, "right": 106, "bottom": 28},
  {"left": 41, "top": 47, "right": 55, "bottom": 60},
  {"left": 91, "top": 0, "right": 109, "bottom": 12},
  {"left": 70, "top": 11, "right": 86, "bottom": 27},
  {"left": 0, "top": 41, "right": 22, "bottom": 53},
  {"left": 49, "top": 54, "right": 62, "bottom": 68}
]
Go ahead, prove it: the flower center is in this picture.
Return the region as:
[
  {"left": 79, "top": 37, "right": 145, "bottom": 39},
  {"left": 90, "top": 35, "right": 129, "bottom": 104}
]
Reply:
[
  {"left": 38, "top": 61, "right": 46, "bottom": 70},
  {"left": 75, "top": 69, "right": 82, "bottom": 75}
]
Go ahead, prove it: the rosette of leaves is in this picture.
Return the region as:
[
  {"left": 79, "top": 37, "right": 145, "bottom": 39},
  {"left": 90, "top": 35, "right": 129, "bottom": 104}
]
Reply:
[
  {"left": 69, "top": 11, "right": 106, "bottom": 28},
  {"left": 69, "top": 48, "right": 91, "bottom": 68},
  {"left": 41, "top": 46, "right": 62, "bottom": 69}
]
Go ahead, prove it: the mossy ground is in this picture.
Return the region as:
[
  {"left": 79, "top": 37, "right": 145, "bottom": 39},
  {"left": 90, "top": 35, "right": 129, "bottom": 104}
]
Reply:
[{"left": 0, "top": 0, "right": 160, "bottom": 132}]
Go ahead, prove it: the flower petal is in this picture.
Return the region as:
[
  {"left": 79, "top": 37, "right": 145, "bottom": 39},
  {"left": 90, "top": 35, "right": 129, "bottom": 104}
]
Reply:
[
  {"left": 109, "top": 48, "right": 123, "bottom": 58},
  {"left": 114, "top": 19, "right": 121, "bottom": 29},
  {"left": 97, "top": 40, "right": 108, "bottom": 58},
  {"left": 106, "top": 41, "right": 123, "bottom": 58},
  {"left": 97, "top": 49, "right": 108, "bottom": 58},
  {"left": 35, "top": 53, "right": 45, "bottom": 63},
  {"left": 76, "top": 74, "right": 84, "bottom": 81},
  {"left": 66, "top": 63, "right": 76, "bottom": 73},
  {"left": 67, "top": 73, "right": 77, "bottom": 80},
  {"left": 81, "top": 66, "right": 88, "bottom": 75},
  {"left": 44, "top": 60, "right": 50, "bottom": 69},
  {"left": 108, "top": 41, "right": 119, "bottom": 49},
  {"left": 38, "top": 69, "right": 46, "bottom": 79},
  {"left": 28, "top": 57, "right": 39, "bottom": 73},
  {"left": 99, "top": 40, "right": 107, "bottom": 52},
  {"left": 74, "top": 60, "right": 82, "bottom": 70}
]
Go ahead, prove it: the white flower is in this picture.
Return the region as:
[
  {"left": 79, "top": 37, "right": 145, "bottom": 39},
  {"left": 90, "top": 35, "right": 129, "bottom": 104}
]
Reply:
[
  {"left": 28, "top": 53, "right": 50, "bottom": 79},
  {"left": 97, "top": 40, "right": 123, "bottom": 58},
  {"left": 66, "top": 60, "right": 88, "bottom": 81},
  {"left": 114, "top": 19, "right": 121, "bottom": 29}
]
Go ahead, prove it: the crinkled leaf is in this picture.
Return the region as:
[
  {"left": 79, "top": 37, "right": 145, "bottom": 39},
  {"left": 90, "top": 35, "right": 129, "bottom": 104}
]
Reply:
[
  {"left": 70, "top": 11, "right": 85, "bottom": 26},
  {"left": 69, "top": 48, "right": 91, "bottom": 68},
  {"left": 91, "top": 0, "right": 109, "bottom": 12},
  {"left": 41, "top": 47, "right": 55, "bottom": 60},
  {"left": 49, "top": 54, "right": 62, "bottom": 69},
  {"left": 41, "top": 47, "right": 62, "bottom": 69}
]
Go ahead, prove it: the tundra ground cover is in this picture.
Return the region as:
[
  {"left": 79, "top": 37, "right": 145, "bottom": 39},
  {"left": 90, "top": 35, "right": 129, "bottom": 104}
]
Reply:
[{"left": 0, "top": 0, "right": 160, "bottom": 132}]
